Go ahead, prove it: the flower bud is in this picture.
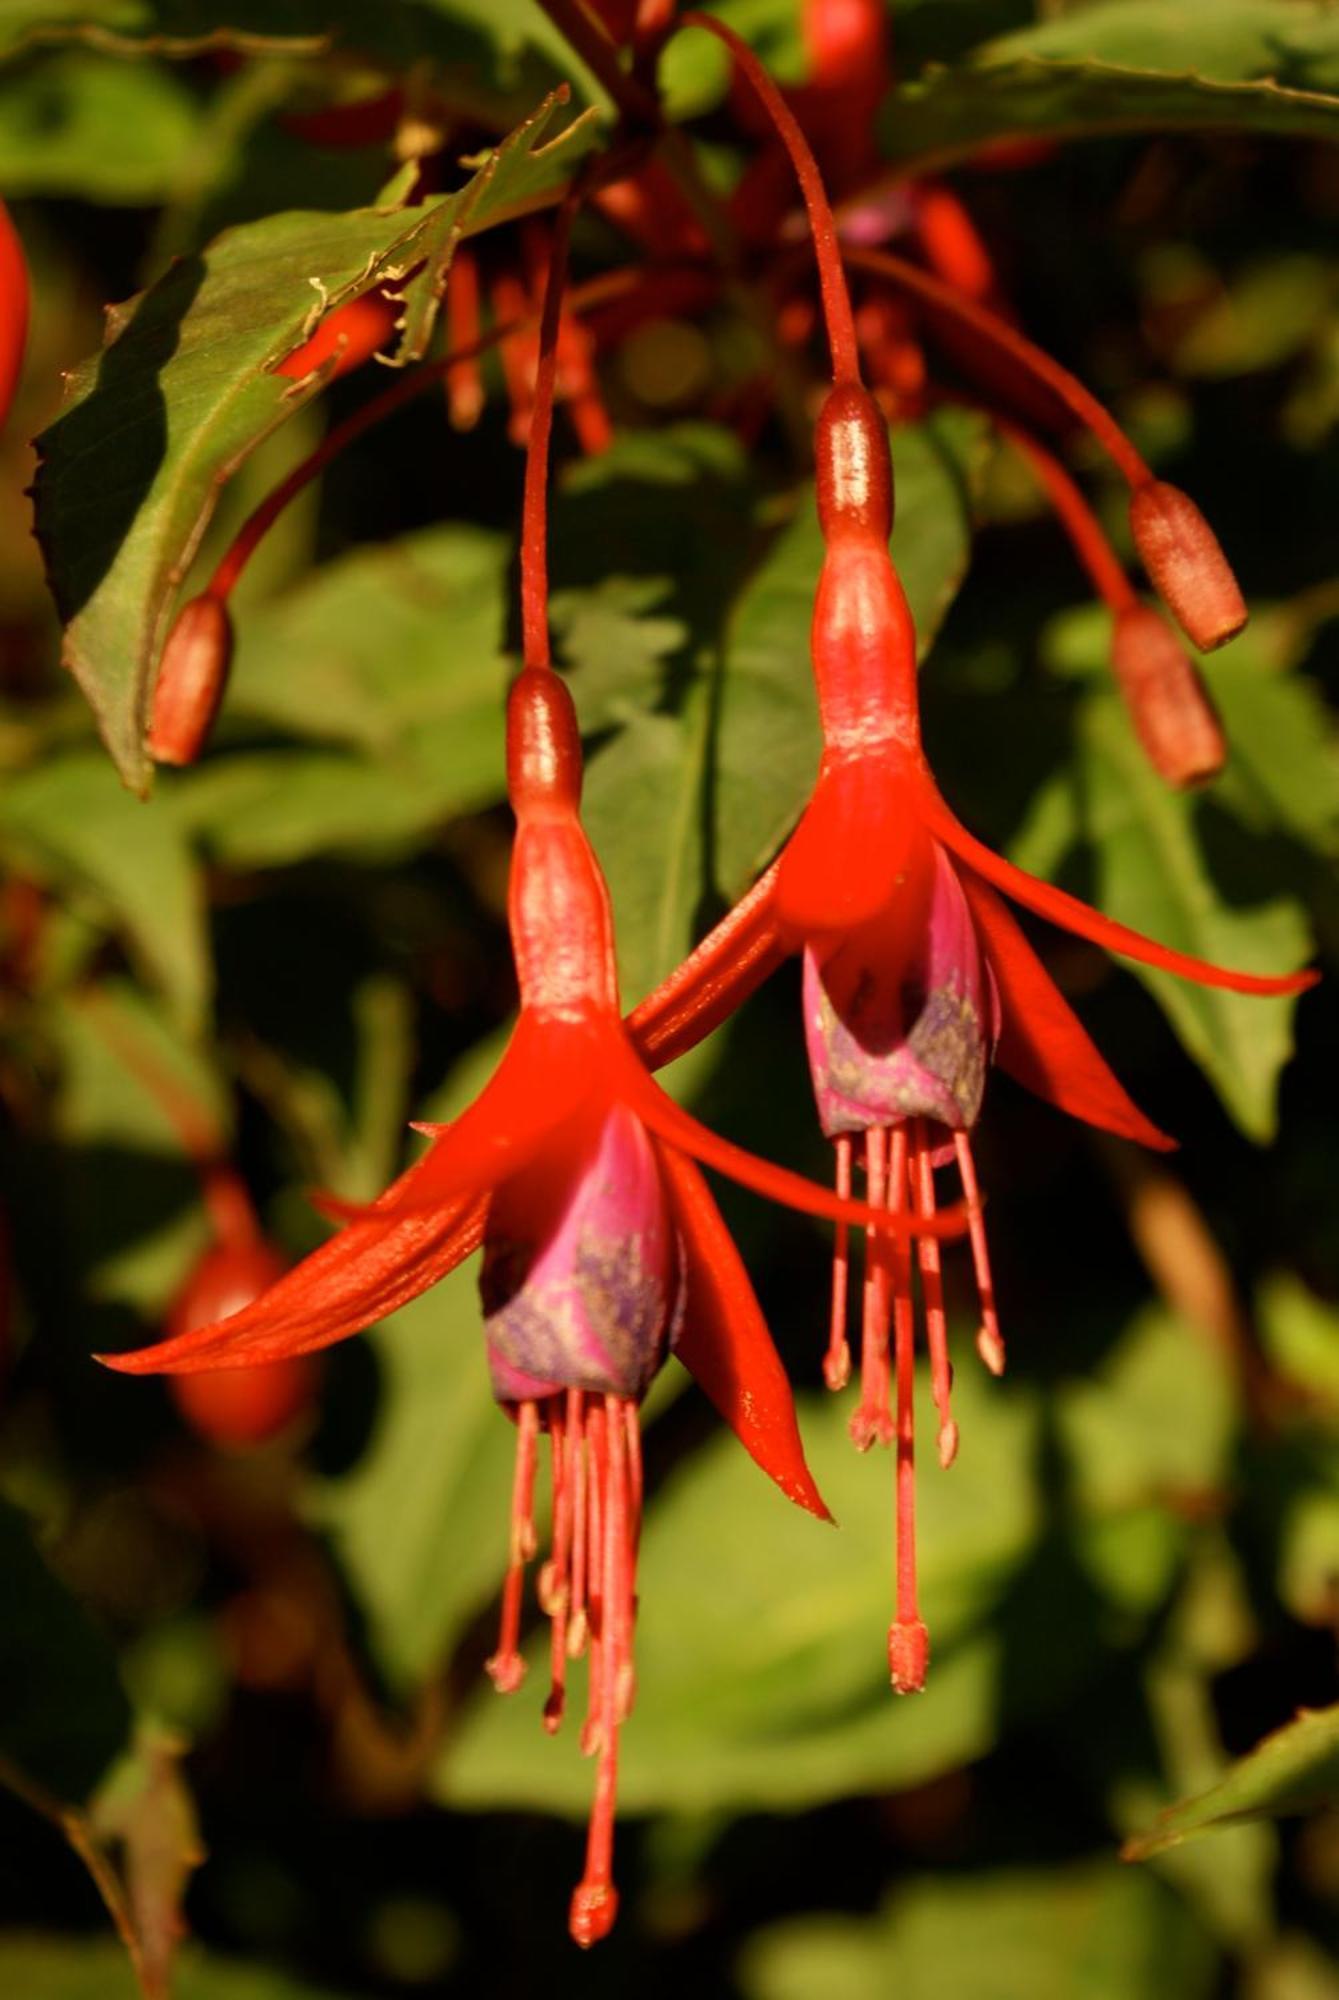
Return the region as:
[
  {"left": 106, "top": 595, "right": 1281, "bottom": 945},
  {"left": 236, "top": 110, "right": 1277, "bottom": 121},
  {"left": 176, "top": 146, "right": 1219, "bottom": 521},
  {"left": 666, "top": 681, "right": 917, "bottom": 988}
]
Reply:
[
  {"left": 1111, "top": 605, "right": 1227, "bottom": 788},
  {"left": 166, "top": 1239, "right": 318, "bottom": 1448},
  {"left": 147, "top": 594, "right": 234, "bottom": 766},
  {"left": 1129, "top": 480, "right": 1247, "bottom": 653},
  {"left": 482, "top": 1104, "right": 679, "bottom": 1406}
]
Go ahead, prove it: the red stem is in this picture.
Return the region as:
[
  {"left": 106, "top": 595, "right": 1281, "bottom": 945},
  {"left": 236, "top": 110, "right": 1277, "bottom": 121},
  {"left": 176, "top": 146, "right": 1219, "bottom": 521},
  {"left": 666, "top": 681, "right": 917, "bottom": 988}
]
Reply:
[
  {"left": 679, "top": 10, "right": 861, "bottom": 386},
  {"left": 846, "top": 245, "right": 1152, "bottom": 487},
  {"left": 994, "top": 415, "right": 1136, "bottom": 611},
  {"left": 521, "top": 188, "right": 587, "bottom": 669}
]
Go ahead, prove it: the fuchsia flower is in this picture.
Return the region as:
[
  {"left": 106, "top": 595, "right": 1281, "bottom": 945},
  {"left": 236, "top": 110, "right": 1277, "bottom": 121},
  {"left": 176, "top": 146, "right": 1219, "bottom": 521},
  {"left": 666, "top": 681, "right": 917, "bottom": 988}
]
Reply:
[
  {"left": 628, "top": 380, "right": 1316, "bottom": 1692},
  {"left": 103, "top": 659, "right": 959, "bottom": 1941}
]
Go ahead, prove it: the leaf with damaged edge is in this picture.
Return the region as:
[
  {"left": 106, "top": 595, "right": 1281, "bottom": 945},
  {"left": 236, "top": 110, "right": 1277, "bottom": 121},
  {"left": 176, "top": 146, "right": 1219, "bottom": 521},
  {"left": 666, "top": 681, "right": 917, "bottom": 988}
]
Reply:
[{"left": 33, "top": 93, "right": 594, "bottom": 792}]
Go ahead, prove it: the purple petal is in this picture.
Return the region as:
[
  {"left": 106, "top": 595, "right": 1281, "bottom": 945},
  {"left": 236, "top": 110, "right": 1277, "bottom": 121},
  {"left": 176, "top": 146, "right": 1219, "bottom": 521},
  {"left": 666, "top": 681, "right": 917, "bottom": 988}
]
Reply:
[
  {"left": 482, "top": 1103, "right": 677, "bottom": 1405},
  {"left": 804, "top": 844, "right": 997, "bottom": 1139}
]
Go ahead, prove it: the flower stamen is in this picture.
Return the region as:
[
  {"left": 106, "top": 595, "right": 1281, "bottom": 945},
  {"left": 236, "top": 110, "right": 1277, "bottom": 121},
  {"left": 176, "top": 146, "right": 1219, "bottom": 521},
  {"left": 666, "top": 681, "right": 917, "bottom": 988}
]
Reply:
[
  {"left": 953, "top": 1131, "right": 1004, "bottom": 1377},
  {"left": 486, "top": 1397, "right": 541, "bottom": 1693},
  {"left": 825, "top": 1132, "right": 854, "bottom": 1390}
]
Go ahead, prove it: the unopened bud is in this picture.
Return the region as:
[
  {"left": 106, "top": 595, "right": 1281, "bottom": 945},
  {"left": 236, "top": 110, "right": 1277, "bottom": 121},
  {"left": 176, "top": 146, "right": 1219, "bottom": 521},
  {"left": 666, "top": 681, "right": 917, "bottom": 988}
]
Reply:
[
  {"left": 1129, "top": 481, "right": 1247, "bottom": 653},
  {"left": 1111, "top": 605, "right": 1227, "bottom": 789},
  {"left": 147, "top": 594, "right": 234, "bottom": 766}
]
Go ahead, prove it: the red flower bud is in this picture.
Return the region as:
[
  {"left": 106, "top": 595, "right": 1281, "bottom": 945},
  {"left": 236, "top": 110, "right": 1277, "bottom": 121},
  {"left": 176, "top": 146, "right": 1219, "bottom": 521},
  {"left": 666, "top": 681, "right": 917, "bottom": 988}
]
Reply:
[
  {"left": 276, "top": 290, "right": 398, "bottom": 383},
  {"left": 1129, "top": 480, "right": 1247, "bottom": 653},
  {"left": 1111, "top": 605, "right": 1227, "bottom": 789},
  {"left": 146, "top": 594, "right": 234, "bottom": 767},
  {"left": 166, "top": 1239, "right": 318, "bottom": 1449}
]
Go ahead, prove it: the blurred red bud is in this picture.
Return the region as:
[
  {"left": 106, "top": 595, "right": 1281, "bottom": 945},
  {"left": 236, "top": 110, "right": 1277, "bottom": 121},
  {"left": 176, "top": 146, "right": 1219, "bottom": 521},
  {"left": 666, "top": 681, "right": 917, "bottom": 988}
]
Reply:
[
  {"left": 1129, "top": 480, "right": 1247, "bottom": 653},
  {"left": 0, "top": 199, "right": 28, "bottom": 431},
  {"left": 166, "top": 1239, "right": 318, "bottom": 1449},
  {"left": 1111, "top": 605, "right": 1228, "bottom": 788},
  {"left": 147, "top": 595, "right": 234, "bottom": 767},
  {"left": 276, "top": 290, "right": 398, "bottom": 383}
]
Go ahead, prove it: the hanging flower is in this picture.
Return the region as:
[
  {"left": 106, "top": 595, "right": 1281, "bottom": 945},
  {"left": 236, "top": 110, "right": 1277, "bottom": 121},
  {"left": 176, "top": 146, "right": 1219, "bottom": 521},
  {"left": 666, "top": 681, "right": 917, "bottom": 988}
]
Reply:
[
  {"left": 627, "top": 380, "right": 1317, "bottom": 1690},
  {"left": 102, "top": 666, "right": 959, "bottom": 1943}
]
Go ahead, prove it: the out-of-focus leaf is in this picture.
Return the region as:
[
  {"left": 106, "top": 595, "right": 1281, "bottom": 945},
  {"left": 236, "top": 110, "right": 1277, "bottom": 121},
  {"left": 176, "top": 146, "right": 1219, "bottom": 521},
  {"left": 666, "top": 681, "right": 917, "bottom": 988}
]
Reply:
[
  {"left": 740, "top": 1863, "right": 1216, "bottom": 2000},
  {"left": 438, "top": 1369, "right": 1035, "bottom": 1815},
  {"left": 1018, "top": 615, "right": 1316, "bottom": 1140},
  {"left": 306, "top": 1259, "right": 516, "bottom": 1695},
  {"left": 578, "top": 410, "right": 985, "bottom": 1001},
  {"left": 0, "top": 3, "right": 324, "bottom": 62},
  {"left": 0, "top": 52, "right": 197, "bottom": 201},
  {"left": 89, "top": 1725, "right": 203, "bottom": 2000},
  {"left": 0, "top": 1935, "right": 348, "bottom": 2000},
  {"left": 175, "top": 744, "right": 485, "bottom": 869},
  {"left": 0, "top": 1511, "right": 202, "bottom": 1995},
  {"left": 33, "top": 94, "right": 593, "bottom": 791},
  {"left": 224, "top": 524, "right": 511, "bottom": 757},
  {"left": 435, "top": 1296, "right": 1234, "bottom": 1817},
  {"left": 1125, "top": 1702, "right": 1339, "bottom": 1858},
  {"left": 0, "top": 753, "right": 208, "bottom": 1033},
  {"left": 884, "top": 0, "right": 1339, "bottom": 172}
]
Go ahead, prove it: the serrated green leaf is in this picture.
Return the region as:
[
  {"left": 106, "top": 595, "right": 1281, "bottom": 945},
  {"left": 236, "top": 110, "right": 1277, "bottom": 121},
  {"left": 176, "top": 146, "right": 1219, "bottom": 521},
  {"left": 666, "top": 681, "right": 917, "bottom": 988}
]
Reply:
[
  {"left": 884, "top": 0, "right": 1339, "bottom": 172},
  {"left": 34, "top": 94, "right": 592, "bottom": 791},
  {"left": 741, "top": 1863, "right": 1217, "bottom": 2000},
  {"left": 1126, "top": 1701, "right": 1339, "bottom": 1859}
]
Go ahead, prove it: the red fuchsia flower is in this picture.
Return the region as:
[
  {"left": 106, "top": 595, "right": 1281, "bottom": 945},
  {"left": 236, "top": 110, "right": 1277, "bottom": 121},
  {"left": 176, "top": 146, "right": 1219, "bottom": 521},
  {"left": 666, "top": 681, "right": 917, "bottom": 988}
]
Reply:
[
  {"left": 628, "top": 20, "right": 1319, "bottom": 1694},
  {"left": 103, "top": 663, "right": 957, "bottom": 1945},
  {"left": 103, "top": 186, "right": 961, "bottom": 1945}
]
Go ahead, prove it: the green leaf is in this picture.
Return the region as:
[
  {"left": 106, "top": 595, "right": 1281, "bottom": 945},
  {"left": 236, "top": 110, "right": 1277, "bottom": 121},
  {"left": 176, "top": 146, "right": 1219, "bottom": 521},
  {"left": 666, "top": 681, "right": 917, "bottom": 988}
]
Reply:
[
  {"left": 1125, "top": 1702, "right": 1339, "bottom": 1859},
  {"left": 1013, "top": 631, "right": 1315, "bottom": 1140},
  {"left": 0, "top": 752, "right": 208, "bottom": 1033},
  {"left": 741, "top": 1863, "right": 1217, "bottom": 2000},
  {"left": 227, "top": 523, "right": 512, "bottom": 755},
  {"left": 33, "top": 93, "right": 594, "bottom": 792},
  {"left": 438, "top": 1369, "right": 1041, "bottom": 1816},
  {"left": 305, "top": 1261, "right": 518, "bottom": 1696},
  {"left": 885, "top": 0, "right": 1339, "bottom": 172},
  {"left": 0, "top": 52, "right": 198, "bottom": 201},
  {"left": 433, "top": 1297, "right": 1231, "bottom": 1818},
  {"left": 0, "top": 1936, "right": 349, "bottom": 2000},
  {"left": 577, "top": 409, "right": 986, "bottom": 1001}
]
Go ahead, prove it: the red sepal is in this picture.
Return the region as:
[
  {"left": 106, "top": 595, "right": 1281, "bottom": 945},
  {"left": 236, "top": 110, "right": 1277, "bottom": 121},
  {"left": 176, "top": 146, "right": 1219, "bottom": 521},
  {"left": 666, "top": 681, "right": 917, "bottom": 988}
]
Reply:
[
  {"left": 658, "top": 1145, "right": 830, "bottom": 1520},
  {"left": 625, "top": 863, "right": 786, "bottom": 1070},
  {"left": 959, "top": 870, "right": 1175, "bottom": 1151},
  {"left": 919, "top": 783, "right": 1319, "bottom": 998},
  {"left": 617, "top": 1040, "right": 969, "bottom": 1241},
  {"left": 775, "top": 759, "right": 922, "bottom": 938},
  {"left": 99, "top": 1184, "right": 488, "bottom": 1375}
]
